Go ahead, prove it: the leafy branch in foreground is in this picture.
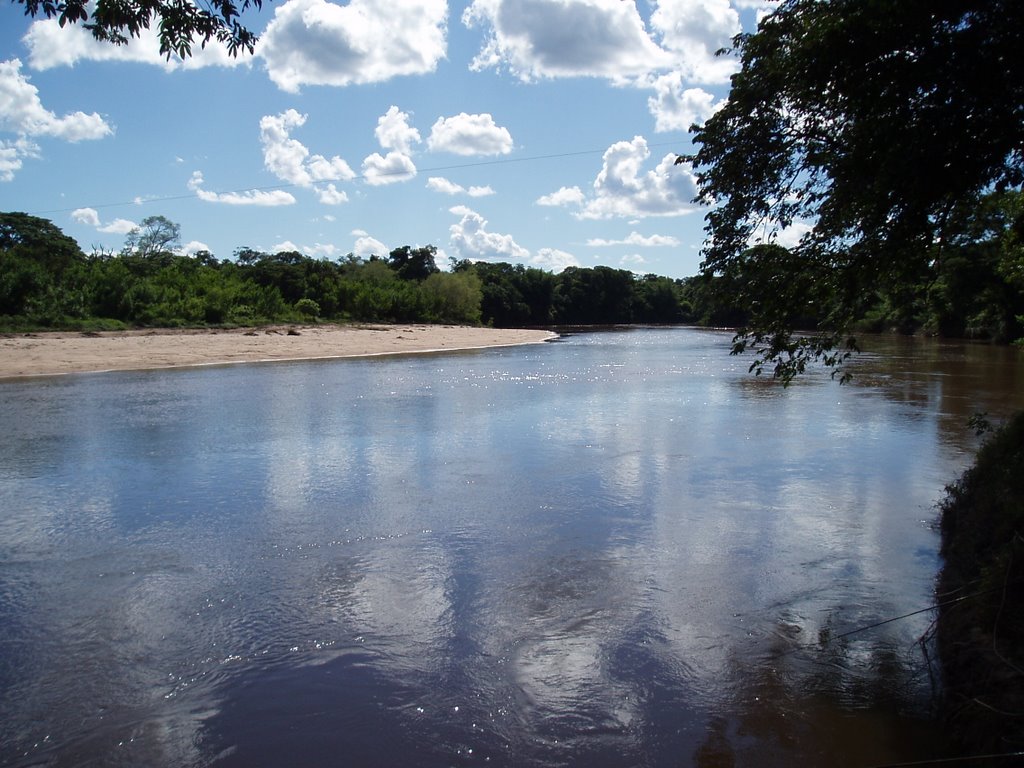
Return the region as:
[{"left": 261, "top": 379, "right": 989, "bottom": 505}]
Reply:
[{"left": 15, "top": 0, "right": 265, "bottom": 58}]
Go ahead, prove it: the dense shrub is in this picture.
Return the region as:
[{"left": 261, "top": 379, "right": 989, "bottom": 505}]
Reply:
[{"left": 937, "top": 411, "right": 1024, "bottom": 753}]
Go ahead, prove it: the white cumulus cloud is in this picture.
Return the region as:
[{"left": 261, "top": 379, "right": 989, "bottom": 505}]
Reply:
[
  {"left": 427, "top": 176, "right": 495, "bottom": 197},
  {"left": 649, "top": 0, "right": 741, "bottom": 84},
  {"left": 258, "top": 0, "right": 448, "bottom": 92},
  {"left": 463, "top": 0, "right": 669, "bottom": 82},
  {"left": 182, "top": 240, "right": 212, "bottom": 256},
  {"left": 428, "top": 113, "right": 513, "bottom": 156},
  {"left": 462, "top": 0, "right": 740, "bottom": 130},
  {"left": 101, "top": 217, "right": 139, "bottom": 235},
  {"left": 70, "top": 207, "right": 138, "bottom": 234},
  {"left": 448, "top": 205, "right": 529, "bottom": 262},
  {"left": 427, "top": 176, "right": 464, "bottom": 195},
  {"left": 0, "top": 60, "right": 112, "bottom": 141},
  {"left": 70, "top": 207, "right": 101, "bottom": 227},
  {"left": 376, "top": 106, "right": 421, "bottom": 155},
  {"left": 586, "top": 231, "right": 681, "bottom": 247},
  {"left": 353, "top": 231, "right": 388, "bottom": 258},
  {"left": 311, "top": 243, "right": 339, "bottom": 258},
  {"left": 316, "top": 183, "right": 349, "bottom": 205},
  {"left": 0, "top": 138, "right": 36, "bottom": 182},
  {"left": 362, "top": 151, "right": 417, "bottom": 185},
  {"left": 463, "top": 0, "right": 738, "bottom": 85},
  {"left": 531, "top": 248, "right": 580, "bottom": 273},
  {"left": 536, "top": 186, "right": 585, "bottom": 207},
  {"left": 259, "top": 110, "right": 355, "bottom": 198},
  {"left": 619, "top": 253, "right": 647, "bottom": 270},
  {"left": 646, "top": 77, "right": 725, "bottom": 132},
  {"left": 0, "top": 59, "right": 112, "bottom": 179},
  {"left": 577, "top": 136, "right": 700, "bottom": 220},
  {"left": 188, "top": 170, "right": 296, "bottom": 206}
]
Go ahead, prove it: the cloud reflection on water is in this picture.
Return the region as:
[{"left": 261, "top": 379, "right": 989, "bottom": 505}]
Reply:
[{"left": 2, "top": 329, "right": 1023, "bottom": 766}]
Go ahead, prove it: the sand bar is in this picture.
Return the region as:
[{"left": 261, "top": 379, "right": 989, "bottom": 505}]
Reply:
[{"left": 0, "top": 324, "right": 558, "bottom": 379}]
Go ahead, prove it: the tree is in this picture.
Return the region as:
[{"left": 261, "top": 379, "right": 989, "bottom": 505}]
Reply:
[
  {"left": 192, "top": 249, "right": 218, "bottom": 267},
  {"left": 686, "top": 0, "right": 1024, "bottom": 381},
  {"left": 422, "top": 271, "right": 483, "bottom": 325},
  {"left": 0, "top": 212, "right": 85, "bottom": 273},
  {"left": 0, "top": 212, "right": 85, "bottom": 318},
  {"left": 927, "top": 190, "right": 1024, "bottom": 342},
  {"left": 387, "top": 245, "right": 440, "bottom": 282},
  {"left": 125, "top": 215, "right": 181, "bottom": 259},
  {"left": 295, "top": 297, "right": 320, "bottom": 320},
  {"left": 554, "top": 266, "right": 636, "bottom": 325},
  {"left": 15, "top": 0, "right": 263, "bottom": 59},
  {"left": 233, "top": 247, "right": 267, "bottom": 266},
  {"left": 633, "top": 274, "right": 686, "bottom": 324}
]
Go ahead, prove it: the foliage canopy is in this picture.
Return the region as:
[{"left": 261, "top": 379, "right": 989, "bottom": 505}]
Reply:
[
  {"left": 0, "top": 211, "right": 84, "bottom": 268},
  {"left": 687, "top": 0, "right": 1024, "bottom": 381},
  {"left": 1, "top": 211, "right": 697, "bottom": 331}
]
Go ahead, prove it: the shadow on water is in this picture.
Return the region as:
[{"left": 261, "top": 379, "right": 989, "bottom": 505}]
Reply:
[{"left": 692, "top": 614, "right": 948, "bottom": 768}]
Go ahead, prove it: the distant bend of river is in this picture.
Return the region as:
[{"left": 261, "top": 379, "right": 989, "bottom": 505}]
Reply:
[{"left": 2, "top": 327, "right": 1022, "bottom": 767}]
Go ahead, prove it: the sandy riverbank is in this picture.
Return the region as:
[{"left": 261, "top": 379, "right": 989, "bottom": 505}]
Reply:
[{"left": 0, "top": 324, "right": 558, "bottom": 379}]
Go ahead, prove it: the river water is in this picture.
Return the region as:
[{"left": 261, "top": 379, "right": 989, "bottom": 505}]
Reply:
[{"left": 2, "top": 327, "right": 1022, "bottom": 767}]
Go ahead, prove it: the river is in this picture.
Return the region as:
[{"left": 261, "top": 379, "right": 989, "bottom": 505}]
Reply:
[{"left": 2, "top": 327, "right": 1022, "bottom": 767}]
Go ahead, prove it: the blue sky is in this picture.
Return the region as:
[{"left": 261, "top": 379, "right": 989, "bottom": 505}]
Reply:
[{"left": 0, "top": 0, "right": 775, "bottom": 279}]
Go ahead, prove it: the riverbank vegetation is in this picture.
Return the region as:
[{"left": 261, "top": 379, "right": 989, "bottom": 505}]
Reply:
[
  {"left": 3, "top": 208, "right": 1023, "bottom": 347},
  {"left": 1, "top": 211, "right": 695, "bottom": 331},
  {"left": 937, "top": 412, "right": 1024, "bottom": 754}
]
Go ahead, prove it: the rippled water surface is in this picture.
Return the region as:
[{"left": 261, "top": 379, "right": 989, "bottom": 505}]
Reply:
[{"left": 2, "top": 328, "right": 1023, "bottom": 767}]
